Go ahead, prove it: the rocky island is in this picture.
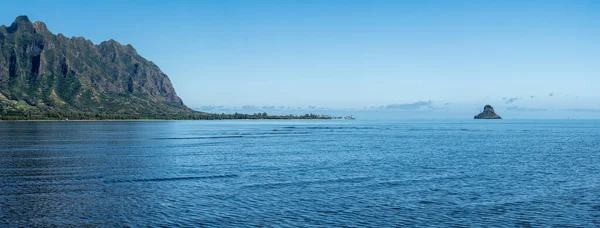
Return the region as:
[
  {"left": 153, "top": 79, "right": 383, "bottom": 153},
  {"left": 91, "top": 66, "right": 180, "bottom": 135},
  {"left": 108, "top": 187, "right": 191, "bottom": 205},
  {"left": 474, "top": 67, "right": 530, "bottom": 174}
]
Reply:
[
  {"left": 474, "top": 105, "right": 502, "bottom": 119},
  {"left": 0, "top": 16, "right": 332, "bottom": 120}
]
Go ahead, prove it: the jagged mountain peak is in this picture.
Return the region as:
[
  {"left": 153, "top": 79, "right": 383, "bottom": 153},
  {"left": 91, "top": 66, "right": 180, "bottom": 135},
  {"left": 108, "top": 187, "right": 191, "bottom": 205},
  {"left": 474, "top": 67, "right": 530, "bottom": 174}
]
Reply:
[
  {"left": 32, "top": 21, "right": 50, "bottom": 34},
  {"left": 13, "top": 15, "right": 31, "bottom": 24},
  {"left": 7, "top": 15, "right": 35, "bottom": 33}
]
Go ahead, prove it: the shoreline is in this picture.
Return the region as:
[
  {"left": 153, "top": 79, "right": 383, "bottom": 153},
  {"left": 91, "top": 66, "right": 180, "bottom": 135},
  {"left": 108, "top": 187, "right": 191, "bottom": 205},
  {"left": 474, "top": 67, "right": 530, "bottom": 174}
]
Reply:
[{"left": 0, "top": 118, "right": 347, "bottom": 122}]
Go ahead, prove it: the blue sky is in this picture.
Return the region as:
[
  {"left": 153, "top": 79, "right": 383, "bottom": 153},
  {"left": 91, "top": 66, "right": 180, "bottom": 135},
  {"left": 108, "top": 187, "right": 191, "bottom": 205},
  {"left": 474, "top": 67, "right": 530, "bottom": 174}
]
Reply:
[{"left": 1, "top": 0, "right": 599, "bottom": 116}]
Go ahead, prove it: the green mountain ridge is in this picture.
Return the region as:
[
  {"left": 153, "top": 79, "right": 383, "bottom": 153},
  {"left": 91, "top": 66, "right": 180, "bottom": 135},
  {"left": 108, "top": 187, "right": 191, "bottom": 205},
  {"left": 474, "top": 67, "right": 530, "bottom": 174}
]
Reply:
[{"left": 0, "top": 16, "right": 331, "bottom": 120}]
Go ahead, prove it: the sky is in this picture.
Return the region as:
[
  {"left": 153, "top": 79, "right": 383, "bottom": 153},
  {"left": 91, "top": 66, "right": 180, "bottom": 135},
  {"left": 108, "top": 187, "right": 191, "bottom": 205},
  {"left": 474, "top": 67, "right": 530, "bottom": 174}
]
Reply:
[{"left": 1, "top": 0, "right": 599, "bottom": 117}]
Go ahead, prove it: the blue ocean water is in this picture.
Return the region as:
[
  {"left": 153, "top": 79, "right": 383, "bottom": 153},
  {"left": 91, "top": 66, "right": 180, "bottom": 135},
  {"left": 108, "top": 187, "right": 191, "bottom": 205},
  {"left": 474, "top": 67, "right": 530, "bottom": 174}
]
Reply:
[{"left": 1, "top": 120, "right": 599, "bottom": 227}]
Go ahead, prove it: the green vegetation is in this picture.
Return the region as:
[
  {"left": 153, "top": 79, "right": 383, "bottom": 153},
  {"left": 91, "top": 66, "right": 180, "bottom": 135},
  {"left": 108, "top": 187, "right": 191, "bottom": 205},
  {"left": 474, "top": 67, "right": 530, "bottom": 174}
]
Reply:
[
  {"left": 0, "top": 90, "right": 333, "bottom": 120},
  {"left": 0, "top": 98, "right": 333, "bottom": 120}
]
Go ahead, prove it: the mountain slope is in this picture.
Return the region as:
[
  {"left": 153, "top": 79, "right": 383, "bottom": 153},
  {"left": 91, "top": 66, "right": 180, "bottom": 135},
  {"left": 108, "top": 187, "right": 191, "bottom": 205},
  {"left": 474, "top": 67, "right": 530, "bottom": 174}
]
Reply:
[{"left": 0, "top": 16, "right": 192, "bottom": 119}]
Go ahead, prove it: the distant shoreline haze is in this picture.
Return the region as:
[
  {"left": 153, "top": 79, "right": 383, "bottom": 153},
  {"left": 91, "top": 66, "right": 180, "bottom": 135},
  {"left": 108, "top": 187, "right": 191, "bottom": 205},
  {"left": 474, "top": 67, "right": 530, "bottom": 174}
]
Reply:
[{"left": 194, "top": 104, "right": 600, "bottom": 120}]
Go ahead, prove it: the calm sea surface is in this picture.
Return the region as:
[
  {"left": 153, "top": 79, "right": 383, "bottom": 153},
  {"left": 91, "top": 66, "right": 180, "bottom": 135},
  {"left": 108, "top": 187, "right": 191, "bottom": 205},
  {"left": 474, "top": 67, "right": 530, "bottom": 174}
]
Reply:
[{"left": 1, "top": 120, "right": 599, "bottom": 227}]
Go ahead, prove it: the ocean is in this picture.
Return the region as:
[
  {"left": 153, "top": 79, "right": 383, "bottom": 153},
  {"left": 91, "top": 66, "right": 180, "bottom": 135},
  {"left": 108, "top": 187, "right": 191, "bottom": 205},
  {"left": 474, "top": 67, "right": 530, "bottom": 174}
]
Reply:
[{"left": 1, "top": 120, "right": 599, "bottom": 226}]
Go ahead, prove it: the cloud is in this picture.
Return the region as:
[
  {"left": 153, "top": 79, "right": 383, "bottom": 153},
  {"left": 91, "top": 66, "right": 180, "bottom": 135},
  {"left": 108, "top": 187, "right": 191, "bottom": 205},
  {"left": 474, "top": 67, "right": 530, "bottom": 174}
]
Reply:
[
  {"left": 199, "top": 105, "right": 225, "bottom": 111},
  {"left": 261, "top": 106, "right": 278, "bottom": 110},
  {"left": 506, "top": 106, "right": 547, "bottom": 112},
  {"left": 242, "top": 105, "right": 259, "bottom": 110},
  {"left": 564, "top": 108, "right": 600, "bottom": 113},
  {"left": 200, "top": 106, "right": 215, "bottom": 111},
  {"left": 385, "top": 100, "right": 433, "bottom": 110},
  {"left": 503, "top": 97, "right": 520, "bottom": 104}
]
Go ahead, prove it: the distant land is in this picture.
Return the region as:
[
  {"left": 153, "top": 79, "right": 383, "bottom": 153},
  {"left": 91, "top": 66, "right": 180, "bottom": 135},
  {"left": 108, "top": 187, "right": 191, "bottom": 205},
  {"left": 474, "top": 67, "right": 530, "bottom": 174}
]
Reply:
[
  {"left": 474, "top": 105, "right": 502, "bottom": 119},
  {"left": 0, "top": 16, "right": 332, "bottom": 120}
]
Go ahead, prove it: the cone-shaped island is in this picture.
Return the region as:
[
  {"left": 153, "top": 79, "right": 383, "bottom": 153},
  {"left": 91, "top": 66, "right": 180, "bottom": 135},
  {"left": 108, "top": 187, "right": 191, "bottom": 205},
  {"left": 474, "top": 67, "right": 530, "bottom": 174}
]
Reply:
[{"left": 474, "top": 105, "right": 502, "bottom": 119}]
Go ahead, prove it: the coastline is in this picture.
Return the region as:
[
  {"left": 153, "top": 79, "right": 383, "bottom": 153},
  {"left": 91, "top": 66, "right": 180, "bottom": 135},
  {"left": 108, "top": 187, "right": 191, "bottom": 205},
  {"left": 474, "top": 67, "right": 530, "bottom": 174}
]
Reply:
[
  {"left": 0, "top": 115, "right": 345, "bottom": 122},
  {"left": 0, "top": 112, "right": 338, "bottom": 121},
  {"left": 0, "top": 118, "right": 343, "bottom": 122}
]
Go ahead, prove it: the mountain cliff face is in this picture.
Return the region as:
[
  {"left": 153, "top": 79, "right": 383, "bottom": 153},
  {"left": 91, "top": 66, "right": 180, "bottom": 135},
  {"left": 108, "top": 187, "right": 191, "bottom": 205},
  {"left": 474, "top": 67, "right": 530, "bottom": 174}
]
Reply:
[{"left": 0, "top": 16, "right": 191, "bottom": 119}]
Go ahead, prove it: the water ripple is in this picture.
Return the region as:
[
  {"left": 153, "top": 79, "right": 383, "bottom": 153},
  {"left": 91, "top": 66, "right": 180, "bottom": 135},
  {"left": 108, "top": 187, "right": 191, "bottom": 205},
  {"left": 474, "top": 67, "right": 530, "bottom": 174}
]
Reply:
[{"left": 1, "top": 120, "right": 600, "bottom": 226}]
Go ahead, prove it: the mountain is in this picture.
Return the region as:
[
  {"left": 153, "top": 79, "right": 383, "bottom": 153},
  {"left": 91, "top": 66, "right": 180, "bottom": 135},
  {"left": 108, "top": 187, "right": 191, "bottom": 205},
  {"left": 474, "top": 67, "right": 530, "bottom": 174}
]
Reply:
[
  {"left": 474, "top": 105, "right": 502, "bottom": 119},
  {"left": 0, "top": 16, "right": 332, "bottom": 120},
  {"left": 0, "top": 16, "right": 193, "bottom": 119}
]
